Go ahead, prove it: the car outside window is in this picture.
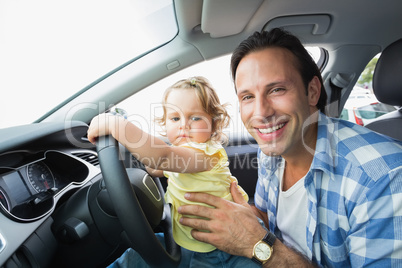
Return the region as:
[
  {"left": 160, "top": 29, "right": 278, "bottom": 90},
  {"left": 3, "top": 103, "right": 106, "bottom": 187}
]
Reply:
[{"left": 340, "top": 54, "right": 397, "bottom": 126}]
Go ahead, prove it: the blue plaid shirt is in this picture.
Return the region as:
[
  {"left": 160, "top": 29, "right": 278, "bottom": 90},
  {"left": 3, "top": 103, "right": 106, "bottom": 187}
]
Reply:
[{"left": 254, "top": 112, "right": 402, "bottom": 267}]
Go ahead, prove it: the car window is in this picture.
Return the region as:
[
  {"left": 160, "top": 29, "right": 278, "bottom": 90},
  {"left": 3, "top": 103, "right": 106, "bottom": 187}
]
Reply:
[
  {"left": 116, "top": 54, "right": 242, "bottom": 138},
  {"left": 340, "top": 54, "right": 397, "bottom": 126},
  {"left": 116, "top": 47, "right": 324, "bottom": 138},
  {"left": 0, "top": 0, "right": 177, "bottom": 128}
]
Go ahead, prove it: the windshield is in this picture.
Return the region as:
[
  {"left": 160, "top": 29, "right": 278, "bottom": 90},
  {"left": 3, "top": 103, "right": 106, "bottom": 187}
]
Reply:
[{"left": 0, "top": 0, "right": 177, "bottom": 128}]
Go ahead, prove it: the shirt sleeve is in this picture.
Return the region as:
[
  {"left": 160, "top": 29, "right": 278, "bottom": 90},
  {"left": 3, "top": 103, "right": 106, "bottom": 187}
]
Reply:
[{"left": 347, "top": 168, "right": 402, "bottom": 266}]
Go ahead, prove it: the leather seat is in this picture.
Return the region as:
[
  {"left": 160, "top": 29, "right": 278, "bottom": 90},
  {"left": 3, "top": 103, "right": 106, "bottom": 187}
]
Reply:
[{"left": 365, "top": 38, "right": 402, "bottom": 140}]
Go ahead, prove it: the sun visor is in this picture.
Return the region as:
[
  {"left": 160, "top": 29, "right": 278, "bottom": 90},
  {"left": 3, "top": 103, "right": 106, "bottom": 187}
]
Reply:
[
  {"left": 201, "top": 0, "right": 263, "bottom": 38},
  {"left": 263, "top": 14, "right": 331, "bottom": 36}
]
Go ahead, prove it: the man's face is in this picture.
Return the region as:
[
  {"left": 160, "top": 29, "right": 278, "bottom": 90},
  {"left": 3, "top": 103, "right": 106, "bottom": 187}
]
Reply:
[{"left": 235, "top": 47, "right": 320, "bottom": 157}]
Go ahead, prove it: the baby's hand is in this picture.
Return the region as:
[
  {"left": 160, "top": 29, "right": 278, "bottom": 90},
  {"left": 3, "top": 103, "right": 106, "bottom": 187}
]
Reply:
[{"left": 87, "top": 114, "right": 117, "bottom": 144}]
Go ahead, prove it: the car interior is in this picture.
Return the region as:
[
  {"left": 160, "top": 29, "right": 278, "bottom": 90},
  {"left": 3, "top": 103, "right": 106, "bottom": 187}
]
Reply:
[
  {"left": 365, "top": 38, "right": 402, "bottom": 140},
  {"left": 0, "top": 0, "right": 401, "bottom": 267}
]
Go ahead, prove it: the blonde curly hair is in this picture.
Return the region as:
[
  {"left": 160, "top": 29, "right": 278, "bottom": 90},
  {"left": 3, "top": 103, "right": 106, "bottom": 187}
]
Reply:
[{"left": 155, "top": 76, "right": 230, "bottom": 144}]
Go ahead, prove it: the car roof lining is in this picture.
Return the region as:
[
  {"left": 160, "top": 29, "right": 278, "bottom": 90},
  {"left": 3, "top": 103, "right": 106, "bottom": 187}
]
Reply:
[
  {"left": 200, "top": 0, "right": 264, "bottom": 38},
  {"left": 189, "top": 0, "right": 402, "bottom": 52}
]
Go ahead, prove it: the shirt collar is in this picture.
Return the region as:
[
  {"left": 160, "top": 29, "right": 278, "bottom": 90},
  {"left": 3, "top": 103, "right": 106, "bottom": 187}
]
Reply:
[{"left": 309, "top": 112, "right": 337, "bottom": 179}]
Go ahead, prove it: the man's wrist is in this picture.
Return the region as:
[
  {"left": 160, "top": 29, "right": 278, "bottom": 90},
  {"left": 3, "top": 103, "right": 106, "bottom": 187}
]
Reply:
[{"left": 247, "top": 227, "right": 268, "bottom": 258}]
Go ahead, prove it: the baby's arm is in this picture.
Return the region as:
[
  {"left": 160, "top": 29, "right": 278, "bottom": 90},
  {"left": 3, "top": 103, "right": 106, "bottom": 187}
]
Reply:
[
  {"left": 145, "top": 166, "right": 165, "bottom": 178},
  {"left": 88, "top": 114, "right": 217, "bottom": 173}
]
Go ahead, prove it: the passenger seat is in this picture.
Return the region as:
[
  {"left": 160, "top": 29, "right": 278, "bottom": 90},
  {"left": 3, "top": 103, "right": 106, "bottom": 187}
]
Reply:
[{"left": 365, "top": 38, "right": 402, "bottom": 141}]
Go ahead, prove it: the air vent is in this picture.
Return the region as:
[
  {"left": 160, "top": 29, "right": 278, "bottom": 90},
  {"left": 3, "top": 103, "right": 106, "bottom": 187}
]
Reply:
[{"left": 73, "top": 152, "right": 99, "bottom": 166}]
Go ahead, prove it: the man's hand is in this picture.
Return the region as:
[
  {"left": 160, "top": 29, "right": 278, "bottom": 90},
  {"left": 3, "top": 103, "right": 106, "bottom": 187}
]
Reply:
[{"left": 178, "top": 182, "right": 267, "bottom": 258}]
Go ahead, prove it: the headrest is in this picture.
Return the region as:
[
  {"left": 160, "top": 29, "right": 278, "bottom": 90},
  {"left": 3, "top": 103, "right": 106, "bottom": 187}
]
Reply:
[{"left": 373, "top": 38, "right": 402, "bottom": 106}]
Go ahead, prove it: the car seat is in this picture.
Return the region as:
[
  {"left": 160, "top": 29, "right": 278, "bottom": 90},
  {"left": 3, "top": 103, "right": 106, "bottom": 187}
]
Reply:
[{"left": 365, "top": 38, "right": 402, "bottom": 141}]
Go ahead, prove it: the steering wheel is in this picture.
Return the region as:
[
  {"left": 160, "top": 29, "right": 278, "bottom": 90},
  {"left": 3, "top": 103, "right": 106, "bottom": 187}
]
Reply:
[{"left": 96, "top": 135, "right": 181, "bottom": 267}]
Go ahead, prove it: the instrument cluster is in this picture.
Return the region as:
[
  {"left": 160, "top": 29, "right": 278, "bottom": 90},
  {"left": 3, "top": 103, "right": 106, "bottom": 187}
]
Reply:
[{"left": 0, "top": 151, "right": 91, "bottom": 221}]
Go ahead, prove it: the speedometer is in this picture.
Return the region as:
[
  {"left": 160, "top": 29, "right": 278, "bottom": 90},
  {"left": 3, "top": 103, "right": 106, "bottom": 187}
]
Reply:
[{"left": 27, "top": 162, "right": 55, "bottom": 193}]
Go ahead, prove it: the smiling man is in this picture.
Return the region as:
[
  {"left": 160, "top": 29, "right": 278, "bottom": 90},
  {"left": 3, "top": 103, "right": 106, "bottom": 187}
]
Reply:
[
  {"left": 235, "top": 46, "right": 321, "bottom": 190},
  {"left": 178, "top": 28, "right": 402, "bottom": 267}
]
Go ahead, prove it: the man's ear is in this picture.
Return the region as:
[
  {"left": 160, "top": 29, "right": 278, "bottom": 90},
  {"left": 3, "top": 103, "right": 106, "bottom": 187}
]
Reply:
[{"left": 308, "top": 76, "right": 321, "bottom": 107}]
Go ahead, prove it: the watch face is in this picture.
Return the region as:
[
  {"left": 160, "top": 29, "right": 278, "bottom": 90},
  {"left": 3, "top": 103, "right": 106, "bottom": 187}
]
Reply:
[{"left": 255, "top": 242, "right": 272, "bottom": 261}]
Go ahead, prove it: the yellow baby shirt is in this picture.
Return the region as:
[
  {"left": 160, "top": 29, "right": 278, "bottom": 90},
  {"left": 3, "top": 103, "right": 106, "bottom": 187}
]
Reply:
[{"left": 163, "top": 140, "right": 249, "bottom": 253}]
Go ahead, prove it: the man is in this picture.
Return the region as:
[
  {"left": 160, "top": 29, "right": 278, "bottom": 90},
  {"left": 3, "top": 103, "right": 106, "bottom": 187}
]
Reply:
[{"left": 178, "top": 28, "right": 402, "bottom": 267}]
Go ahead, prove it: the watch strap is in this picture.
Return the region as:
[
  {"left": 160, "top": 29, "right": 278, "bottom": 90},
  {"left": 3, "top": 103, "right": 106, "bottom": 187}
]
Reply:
[
  {"left": 252, "top": 256, "right": 263, "bottom": 265},
  {"left": 262, "top": 231, "right": 276, "bottom": 247}
]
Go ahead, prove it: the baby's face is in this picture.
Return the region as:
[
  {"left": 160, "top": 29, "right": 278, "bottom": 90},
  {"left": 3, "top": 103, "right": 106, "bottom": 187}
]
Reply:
[{"left": 164, "top": 89, "right": 213, "bottom": 146}]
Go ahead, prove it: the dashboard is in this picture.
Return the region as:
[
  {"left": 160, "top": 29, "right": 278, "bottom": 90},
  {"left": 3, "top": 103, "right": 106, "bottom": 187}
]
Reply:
[
  {"left": 0, "top": 120, "right": 259, "bottom": 267},
  {"left": 0, "top": 121, "right": 103, "bottom": 267},
  {"left": 0, "top": 150, "right": 92, "bottom": 221}
]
